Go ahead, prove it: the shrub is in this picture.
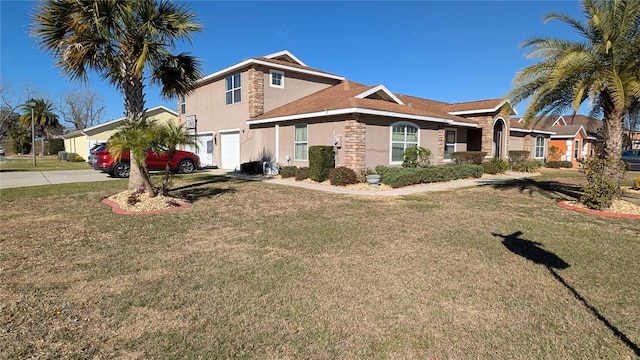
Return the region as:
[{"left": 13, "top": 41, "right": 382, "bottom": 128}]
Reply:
[
  {"left": 280, "top": 166, "right": 297, "bottom": 178},
  {"left": 66, "top": 152, "right": 79, "bottom": 162},
  {"left": 633, "top": 176, "right": 640, "bottom": 190},
  {"left": 508, "top": 150, "right": 530, "bottom": 163},
  {"left": 376, "top": 164, "right": 483, "bottom": 188},
  {"left": 512, "top": 160, "right": 543, "bottom": 172},
  {"left": 452, "top": 151, "right": 486, "bottom": 165},
  {"left": 240, "top": 161, "right": 263, "bottom": 175},
  {"left": 329, "top": 167, "right": 358, "bottom": 186},
  {"left": 356, "top": 168, "right": 375, "bottom": 183},
  {"left": 47, "top": 138, "right": 65, "bottom": 155},
  {"left": 580, "top": 157, "right": 627, "bottom": 210},
  {"left": 73, "top": 155, "right": 85, "bottom": 162},
  {"left": 308, "top": 145, "right": 335, "bottom": 182},
  {"left": 548, "top": 145, "right": 562, "bottom": 161},
  {"left": 402, "top": 146, "right": 432, "bottom": 168},
  {"left": 546, "top": 161, "right": 573, "bottom": 168},
  {"left": 294, "top": 167, "right": 310, "bottom": 181},
  {"left": 482, "top": 162, "right": 501, "bottom": 175}
]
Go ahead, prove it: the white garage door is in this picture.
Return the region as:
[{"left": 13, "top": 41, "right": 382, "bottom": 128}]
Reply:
[{"left": 220, "top": 131, "right": 240, "bottom": 170}]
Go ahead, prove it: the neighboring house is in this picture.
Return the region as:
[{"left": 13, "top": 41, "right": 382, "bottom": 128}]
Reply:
[
  {"left": 180, "top": 50, "right": 518, "bottom": 171},
  {"left": 508, "top": 119, "right": 554, "bottom": 161},
  {"left": 63, "top": 106, "right": 177, "bottom": 161},
  {"left": 510, "top": 114, "right": 604, "bottom": 166}
]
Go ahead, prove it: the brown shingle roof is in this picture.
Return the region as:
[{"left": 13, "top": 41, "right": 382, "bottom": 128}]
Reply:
[
  {"left": 254, "top": 57, "right": 342, "bottom": 78},
  {"left": 250, "top": 80, "right": 476, "bottom": 125},
  {"left": 442, "top": 98, "right": 507, "bottom": 113},
  {"left": 551, "top": 125, "right": 586, "bottom": 137}
]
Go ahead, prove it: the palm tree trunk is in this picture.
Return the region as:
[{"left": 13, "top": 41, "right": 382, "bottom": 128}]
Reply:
[
  {"left": 162, "top": 152, "right": 175, "bottom": 196},
  {"left": 603, "top": 113, "right": 624, "bottom": 160}
]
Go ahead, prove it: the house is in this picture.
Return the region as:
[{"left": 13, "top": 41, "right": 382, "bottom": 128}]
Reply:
[
  {"left": 63, "top": 106, "right": 177, "bottom": 161},
  {"left": 180, "top": 50, "right": 522, "bottom": 171},
  {"left": 510, "top": 114, "right": 603, "bottom": 166},
  {"left": 508, "top": 119, "right": 554, "bottom": 161}
]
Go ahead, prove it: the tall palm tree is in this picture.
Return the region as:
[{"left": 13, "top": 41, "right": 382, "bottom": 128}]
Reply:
[
  {"left": 32, "top": 0, "right": 202, "bottom": 190},
  {"left": 156, "top": 121, "right": 198, "bottom": 195},
  {"left": 508, "top": 0, "right": 640, "bottom": 160},
  {"left": 19, "top": 98, "right": 60, "bottom": 156}
]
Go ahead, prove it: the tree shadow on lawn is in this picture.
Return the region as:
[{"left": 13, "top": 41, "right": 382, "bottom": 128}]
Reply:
[
  {"left": 492, "top": 231, "right": 640, "bottom": 357},
  {"left": 169, "top": 175, "right": 247, "bottom": 202},
  {"left": 485, "top": 178, "right": 584, "bottom": 201}
]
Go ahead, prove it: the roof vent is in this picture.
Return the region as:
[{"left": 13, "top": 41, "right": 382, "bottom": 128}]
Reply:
[{"left": 408, "top": 102, "right": 413, "bottom": 108}]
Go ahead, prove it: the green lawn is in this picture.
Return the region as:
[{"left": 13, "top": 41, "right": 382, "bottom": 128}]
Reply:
[
  {"left": 1, "top": 170, "right": 639, "bottom": 359},
  {"left": 0, "top": 156, "right": 93, "bottom": 172}
]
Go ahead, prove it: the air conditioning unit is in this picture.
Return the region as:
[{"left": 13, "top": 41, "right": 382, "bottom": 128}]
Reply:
[{"left": 263, "top": 161, "right": 280, "bottom": 175}]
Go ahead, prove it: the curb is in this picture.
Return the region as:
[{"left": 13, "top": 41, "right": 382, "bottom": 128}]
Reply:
[
  {"left": 557, "top": 201, "right": 640, "bottom": 220},
  {"left": 102, "top": 197, "right": 192, "bottom": 215}
]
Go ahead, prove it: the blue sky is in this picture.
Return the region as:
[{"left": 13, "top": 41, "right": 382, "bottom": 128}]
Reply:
[{"left": 1, "top": 1, "right": 585, "bottom": 124}]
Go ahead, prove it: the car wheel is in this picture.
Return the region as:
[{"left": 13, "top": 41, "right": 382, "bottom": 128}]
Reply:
[
  {"left": 113, "top": 162, "right": 130, "bottom": 178},
  {"left": 178, "top": 159, "right": 196, "bottom": 174}
]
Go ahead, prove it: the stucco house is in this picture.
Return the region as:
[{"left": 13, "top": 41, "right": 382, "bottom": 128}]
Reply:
[
  {"left": 180, "top": 50, "right": 521, "bottom": 171},
  {"left": 63, "top": 106, "right": 178, "bottom": 161},
  {"left": 510, "top": 114, "right": 603, "bottom": 166}
]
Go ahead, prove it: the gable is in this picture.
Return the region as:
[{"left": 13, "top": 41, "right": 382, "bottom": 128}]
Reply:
[
  {"left": 355, "top": 85, "right": 404, "bottom": 105},
  {"left": 264, "top": 50, "right": 307, "bottom": 67}
]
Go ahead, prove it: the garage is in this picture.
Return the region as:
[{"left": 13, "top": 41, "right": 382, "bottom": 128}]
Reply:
[{"left": 220, "top": 131, "right": 240, "bottom": 170}]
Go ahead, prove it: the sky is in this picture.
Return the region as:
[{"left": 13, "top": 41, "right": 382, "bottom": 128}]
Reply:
[{"left": 1, "top": 1, "right": 587, "bottom": 126}]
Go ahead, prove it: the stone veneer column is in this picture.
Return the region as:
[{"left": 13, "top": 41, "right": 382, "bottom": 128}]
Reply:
[
  {"left": 248, "top": 67, "right": 264, "bottom": 118},
  {"left": 343, "top": 116, "right": 366, "bottom": 170},
  {"left": 523, "top": 134, "right": 533, "bottom": 157},
  {"left": 437, "top": 126, "right": 445, "bottom": 164}
]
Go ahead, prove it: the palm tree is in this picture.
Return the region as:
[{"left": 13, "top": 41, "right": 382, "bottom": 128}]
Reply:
[
  {"left": 156, "top": 121, "right": 198, "bottom": 196},
  {"left": 19, "top": 98, "right": 60, "bottom": 156},
  {"left": 508, "top": 0, "right": 640, "bottom": 160},
  {"left": 32, "top": 0, "right": 202, "bottom": 190},
  {"left": 108, "top": 119, "right": 158, "bottom": 195},
  {"left": 508, "top": 0, "right": 640, "bottom": 159}
]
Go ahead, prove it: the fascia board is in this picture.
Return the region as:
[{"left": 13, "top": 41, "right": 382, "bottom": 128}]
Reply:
[
  {"left": 448, "top": 99, "right": 515, "bottom": 116},
  {"left": 247, "top": 107, "right": 477, "bottom": 128},
  {"left": 355, "top": 85, "right": 404, "bottom": 105},
  {"left": 263, "top": 50, "right": 308, "bottom": 67},
  {"left": 198, "top": 59, "right": 344, "bottom": 85}
]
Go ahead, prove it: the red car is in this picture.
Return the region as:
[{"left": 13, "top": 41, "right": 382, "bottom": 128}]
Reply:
[{"left": 93, "top": 146, "right": 201, "bottom": 178}]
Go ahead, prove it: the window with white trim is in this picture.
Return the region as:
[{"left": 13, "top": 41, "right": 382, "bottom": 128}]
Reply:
[
  {"left": 225, "top": 73, "right": 241, "bottom": 105},
  {"left": 270, "top": 70, "right": 284, "bottom": 88},
  {"left": 534, "top": 136, "right": 545, "bottom": 159},
  {"left": 444, "top": 129, "right": 457, "bottom": 160},
  {"left": 574, "top": 139, "right": 580, "bottom": 160},
  {"left": 294, "top": 124, "right": 308, "bottom": 161},
  {"left": 391, "top": 123, "right": 419, "bottom": 163},
  {"left": 179, "top": 95, "right": 186, "bottom": 114}
]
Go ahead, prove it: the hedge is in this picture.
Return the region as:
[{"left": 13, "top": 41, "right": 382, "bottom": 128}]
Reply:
[
  {"left": 375, "top": 165, "right": 483, "bottom": 188},
  {"left": 508, "top": 150, "right": 530, "bottom": 163},
  {"left": 308, "top": 145, "right": 335, "bottom": 182},
  {"left": 545, "top": 161, "right": 573, "bottom": 168},
  {"left": 329, "top": 167, "right": 358, "bottom": 186},
  {"left": 280, "top": 166, "right": 297, "bottom": 178},
  {"left": 240, "top": 161, "right": 263, "bottom": 175},
  {"left": 452, "top": 151, "right": 486, "bottom": 164}
]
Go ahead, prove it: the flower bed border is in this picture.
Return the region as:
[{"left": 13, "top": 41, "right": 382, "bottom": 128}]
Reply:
[
  {"left": 557, "top": 201, "right": 640, "bottom": 220},
  {"left": 102, "top": 198, "right": 191, "bottom": 215}
]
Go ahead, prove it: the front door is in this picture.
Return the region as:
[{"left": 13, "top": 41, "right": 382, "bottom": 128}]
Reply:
[{"left": 493, "top": 121, "right": 504, "bottom": 158}]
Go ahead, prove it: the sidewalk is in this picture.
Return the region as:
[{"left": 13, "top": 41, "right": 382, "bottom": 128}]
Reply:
[{"left": 229, "top": 172, "right": 539, "bottom": 196}]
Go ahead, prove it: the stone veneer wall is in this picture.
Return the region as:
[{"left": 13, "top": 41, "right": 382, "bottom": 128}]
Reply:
[
  {"left": 523, "top": 134, "right": 533, "bottom": 158},
  {"left": 248, "top": 67, "right": 264, "bottom": 118},
  {"left": 436, "top": 126, "right": 445, "bottom": 164},
  {"left": 344, "top": 116, "right": 366, "bottom": 170}
]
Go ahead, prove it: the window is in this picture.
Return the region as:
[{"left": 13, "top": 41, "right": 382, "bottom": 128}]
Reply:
[
  {"left": 534, "top": 136, "right": 545, "bottom": 159},
  {"left": 574, "top": 140, "right": 580, "bottom": 160},
  {"left": 179, "top": 95, "right": 186, "bottom": 114},
  {"left": 270, "top": 70, "right": 284, "bottom": 88},
  {"left": 294, "top": 124, "right": 308, "bottom": 161},
  {"left": 444, "top": 129, "right": 456, "bottom": 160},
  {"left": 391, "top": 123, "right": 419, "bottom": 163},
  {"left": 225, "top": 73, "right": 241, "bottom": 105}
]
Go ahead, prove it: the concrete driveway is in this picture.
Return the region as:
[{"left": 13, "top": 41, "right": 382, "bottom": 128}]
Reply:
[{"left": 0, "top": 170, "right": 122, "bottom": 189}]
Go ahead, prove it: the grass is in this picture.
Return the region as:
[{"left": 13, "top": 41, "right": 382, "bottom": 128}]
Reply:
[
  {"left": 0, "top": 156, "right": 92, "bottom": 172},
  {"left": 1, "top": 170, "right": 639, "bottom": 359}
]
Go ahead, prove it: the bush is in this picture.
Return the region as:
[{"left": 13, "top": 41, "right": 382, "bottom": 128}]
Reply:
[
  {"left": 482, "top": 162, "right": 501, "bottom": 175},
  {"left": 294, "top": 167, "right": 310, "bottom": 181},
  {"left": 580, "top": 157, "right": 627, "bottom": 210},
  {"left": 66, "top": 153, "right": 79, "bottom": 162},
  {"left": 452, "top": 151, "right": 486, "bottom": 165},
  {"left": 633, "top": 176, "right": 640, "bottom": 190},
  {"left": 280, "top": 166, "right": 297, "bottom": 178},
  {"left": 509, "top": 150, "right": 530, "bottom": 163},
  {"left": 356, "top": 168, "right": 375, "bottom": 183},
  {"left": 73, "top": 155, "right": 85, "bottom": 162},
  {"left": 376, "top": 164, "right": 483, "bottom": 188},
  {"left": 47, "top": 138, "right": 65, "bottom": 155},
  {"left": 545, "top": 161, "right": 573, "bottom": 169},
  {"left": 308, "top": 145, "right": 335, "bottom": 182},
  {"left": 240, "top": 161, "right": 263, "bottom": 175},
  {"left": 512, "top": 160, "right": 543, "bottom": 172},
  {"left": 402, "top": 147, "right": 432, "bottom": 168},
  {"left": 548, "top": 145, "right": 562, "bottom": 161},
  {"left": 329, "top": 167, "right": 358, "bottom": 186}
]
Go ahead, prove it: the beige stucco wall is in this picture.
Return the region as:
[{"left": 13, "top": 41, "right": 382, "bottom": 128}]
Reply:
[
  {"left": 509, "top": 133, "right": 526, "bottom": 151},
  {"left": 261, "top": 68, "right": 338, "bottom": 113}
]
